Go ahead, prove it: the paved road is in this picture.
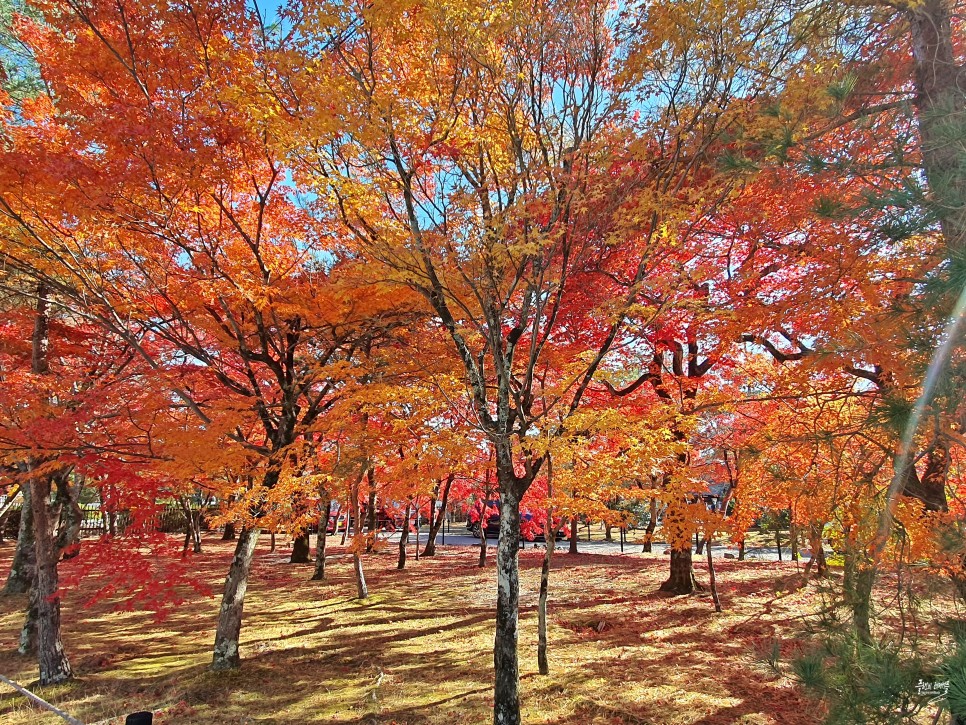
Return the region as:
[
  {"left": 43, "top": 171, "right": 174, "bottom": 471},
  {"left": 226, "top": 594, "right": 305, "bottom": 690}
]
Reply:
[{"left": 379, "top": 527, "right": 817, "bottom": 563}]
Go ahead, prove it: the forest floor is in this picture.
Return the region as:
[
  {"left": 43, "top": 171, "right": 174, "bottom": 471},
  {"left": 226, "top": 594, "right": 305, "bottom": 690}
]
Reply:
[{"left": 0, "top": 534, "right": 931, "bottom": 724}]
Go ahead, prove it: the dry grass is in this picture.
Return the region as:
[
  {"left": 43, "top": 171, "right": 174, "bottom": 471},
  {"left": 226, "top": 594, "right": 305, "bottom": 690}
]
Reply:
[{"left": 0, "top": 536, "right": 831, "bottom": 724}]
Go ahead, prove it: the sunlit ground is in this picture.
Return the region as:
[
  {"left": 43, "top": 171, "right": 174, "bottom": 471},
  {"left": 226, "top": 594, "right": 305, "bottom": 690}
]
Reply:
[{"left": 0, "top": 534, "right": 876, "bottom": 724}]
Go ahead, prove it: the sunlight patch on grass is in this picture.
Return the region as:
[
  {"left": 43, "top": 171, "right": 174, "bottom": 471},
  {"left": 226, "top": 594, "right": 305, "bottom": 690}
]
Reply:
[{"left": 0, "top": 540, "right": 850, "bottom": 724}]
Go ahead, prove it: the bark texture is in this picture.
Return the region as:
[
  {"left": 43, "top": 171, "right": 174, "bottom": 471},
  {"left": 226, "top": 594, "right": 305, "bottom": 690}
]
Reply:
[
  {"left": 493, "top": 489, "right": 522, "bottom": 725},
  {"left": 31, "top": 472, "right": 72, "bottom": 684},
  {"left": 660, "top": 547, "right": 700, "bottom": 595},
  {"left": 4, "top": 484, "right": 33, "bottom": 595},
  {"left": 211, "top": 527, "right": 260, "bottom": 670},
  {"left": 290, "top": 533, "right": 311, "bottom": 563}
]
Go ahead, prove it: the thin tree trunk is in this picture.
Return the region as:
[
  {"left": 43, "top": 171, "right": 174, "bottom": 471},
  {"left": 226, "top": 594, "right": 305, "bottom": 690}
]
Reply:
[
  {"left": 414, "top": 497, "right": 420, "bottom": 562},
  {"left": 4, "top": 483, "right": 33, "bottom": 595},
  {"left": 422, "top": 474, "right": 454, "bottom": 557},
  {"left": 211, "top": 526, "right": 260, "bottom": 670},
  {"left": 538, "top": 463, "right": 557, "bottom": 677},
  {"left": 352, "top": 473, "right": 368, "bottom": 599},
  {"left": 353, "top": 553, "right": 368, "bottom": 598},
  {"left": 312, "top": 500, "right": 332, "bottom": 581},
  {"left": 180, "top": 496, "right": 195, "bottom": 555},
  {"left": 804, "top": 522, "right": 827, "bottom": 578},
  {"left": 365, "top": 468, "right": 377, "bottom": 553},
  {"left": 479, "top": 518, "right": 488, "bottom": 567},
  {"left": 775, "top": 527, "right": 783, "bottom": 562},
  {"left": 192, "top": 508, "right": 203, "bottom": 553},
  {"left": 790, "top": 521, "right": 799, "bottom": 562},
  {"left": 494, "top": 487, "right": 522, "bottom": 725},
  {"left": 568, "top": 515, "right": 578, "bottom": 555},
  {"left": 695, "top": 530, "right": 705, "bottom": 555},
  {"left": 479, "top": 476, "right": 494, "bottom": 568},
  {"left": 707, "top": 535, "right": 721, "bottom": 613},
  {"left": 397, "top": 500, "right": 412, "bottom": 570},
  {"left": 537, "top": 528, "right": 555, "bottom": 675},
  {"left": 222, "top": 522, "right": 236, "bottom": 540},
  {"left": 340, "top": 497, "right": 351, "bottom": 545},
  {"left": 642, "top": 498, "right": 657, "bottom": 553},
  {"left": 738, "top": 539, "right": 745, "bottom": 561}
]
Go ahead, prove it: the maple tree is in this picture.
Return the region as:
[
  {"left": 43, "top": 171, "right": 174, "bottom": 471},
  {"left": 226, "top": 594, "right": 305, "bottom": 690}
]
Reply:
[{"left": 0, "top": 0, "right": 419, "bottom": 673}]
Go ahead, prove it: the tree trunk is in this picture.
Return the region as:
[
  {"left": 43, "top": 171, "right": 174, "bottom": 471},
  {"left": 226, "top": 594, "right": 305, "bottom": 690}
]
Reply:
[
  {"left": 53, "top": 474, "right": 82, "bottom": 560},
  {"left": 695, "top": 530, "right": 705, "bottom": 555},
  {"left": 660, "top": 547, "right": 700, "bottom": 594},
  {"left": 192, "top": 509, "right": 203, "bottom": 553},
  {"left": 414, "top": 498, "right": 420, "bottom": 562},
  {"left": 642, "top": 498, "right": 657, "bottom": 553},
  {"left": 30, "top": 471, "right": 72, "bottom": 684},
  {"left": 604, "top": 522, "right": 612, "bottom": 542},
  {"left": 211, "top": 526, "right": 260, "bottom": 670},
  {"left": 398, "top": 500, "right": 412, "bottom": 570},
  {"left": 908, "top": 0, "right": 966, "bottom": 256},
  {"left": 790, "top": 521, "right": 799, "bottom": 562},
  {"left": 660, "top": 502, "right": 700, "bottom": 594},
  {"left": 340, "top": 497, "right": 351, "bottom": 545},
  {"left": 537, "top": 511, "right": 556, "bottom": 675},
  {"left": 20, "top": 284, "right": 72, "bottom": 685},
  {"left": 844, "top": 548, "right": 875, "bottom": 645},
  {"left": 738, "top": 539, "right": 745, "bottom": 561},
  {"left": 18, "top": 585, "right": 37, "bottom": 655},
  {"left": 180, "top": 496, "right": 196, "bottom": 555},
  {"left": 422, "top": 474, "right": 454, "bottom": 557},
  {"left": 804, "top": 523, "right": 827, "bottom": 578},
  {"left": 290, "top": 533, "right": 310, "bottom": 563},
  {"left": 352, "top": 473, "right": 368, "bottom": 599},
  {"left": 5, "top": 483, "right": 33, "bottom": 595},
  {"left": 568, "top": 515, "right": 578, "bottom": 555},
  {"left": 494, "top": 488, "right": 522, "bottom": 725},
  {"left": 222, "top": 522, "right": 236, "bottom": 540},
  {"left": 353, "top": 552, "right": 368, "bottom": 599},
  {"left": 479, "top": 520, "right": 488, "bottom": 567},
  {"left": 775, "top": 527, "right": 783, "bottom": 562},
  {"left": 312, "top": 500, "right": 332, "bottom": 581},
  {"left": 707, "top": 535, "right": 721, "bottom": 613},
  {"left": 365, "top": 468, "right": 377, "bottom": 553},
  {"left": 852, "top": 567, "right": 875, "bottom": 644}
]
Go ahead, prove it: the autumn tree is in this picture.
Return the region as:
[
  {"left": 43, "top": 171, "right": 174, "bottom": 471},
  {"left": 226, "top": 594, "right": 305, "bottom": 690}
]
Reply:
[{"left": 0, "top": 0, "right": 417, "bottom": 671}]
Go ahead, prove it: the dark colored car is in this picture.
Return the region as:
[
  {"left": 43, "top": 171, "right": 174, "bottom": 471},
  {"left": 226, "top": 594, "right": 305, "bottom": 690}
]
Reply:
[{"left": 467, "top": 500, "right": 567, "bottom": 541}]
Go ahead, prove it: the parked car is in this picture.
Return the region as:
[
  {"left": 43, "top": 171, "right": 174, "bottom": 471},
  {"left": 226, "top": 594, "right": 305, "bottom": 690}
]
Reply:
[{"left": 467, "top": 500, "right": 567, "bottom": 541}]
